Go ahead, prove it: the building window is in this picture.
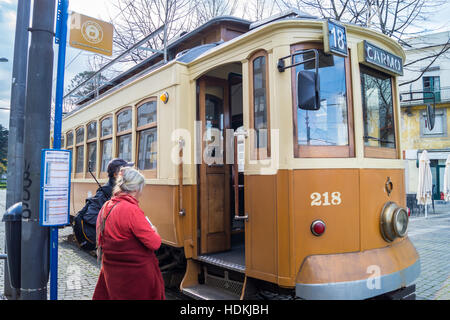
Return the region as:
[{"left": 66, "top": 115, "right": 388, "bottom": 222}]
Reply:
[
  {"left": 100, "top": 116, "right": 113, "bottom": 172},
  {"left": 136, "top": 99, "right": 157, "bottom": 174},
  {"left": 116, "top": 108, "right": 132, "bottom": 162},
  {"left": 423, "top": 76, "right": 441, "bottom": 103},
  {"left": 86, "top": 121, "right": 97, "bottom": 173},
  {"left": 291, "top": 43, "right": 354, "bottom": 158},
  {"left": 421, "top": 109, "right": 446, "bottom": 137},
  {"left": 75, "top": 127, "right": 84, "bottom": 173},
  {"left": 360, "top": 65, "right": 397, "bottom": 158},
  {"left": 249, "top": 50, "right": 270, "bottom": 159}
]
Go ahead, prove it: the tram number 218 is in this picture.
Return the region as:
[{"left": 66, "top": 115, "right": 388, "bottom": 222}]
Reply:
[{"left": 310, "top": 192, "right": 342, "bottom": 206}]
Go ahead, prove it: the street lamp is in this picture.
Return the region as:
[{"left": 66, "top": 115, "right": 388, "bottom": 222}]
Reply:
[{"left": 0, "top": 57, "right": 8, "bottom": 62}]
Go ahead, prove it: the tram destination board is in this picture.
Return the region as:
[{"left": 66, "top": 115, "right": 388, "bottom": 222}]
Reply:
[
  {"left": 358, "top": 40, "right": 403, "bottom": 76},
  {"left": 323, "top": 19, "right": 348, "bottom": 57},
  {"left": 40, "top": 149, "right": 72, "bottom": 227}
]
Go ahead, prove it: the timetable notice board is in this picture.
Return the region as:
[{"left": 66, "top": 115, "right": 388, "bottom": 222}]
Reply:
[{"left": 40, "top": 149, "right": 72, "bottom": 227}]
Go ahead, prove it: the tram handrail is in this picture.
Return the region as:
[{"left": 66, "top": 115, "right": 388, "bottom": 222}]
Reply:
[
  {"left": 178, "top": 138, "right": 186, "bottom": 217},
  {"left": 233, "top": 131, "right": 248, "bottom": 222}
]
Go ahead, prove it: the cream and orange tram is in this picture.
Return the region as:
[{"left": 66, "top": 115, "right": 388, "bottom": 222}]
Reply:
[{"left": 61, "top": 12, "right": 420, "bottom": 300}]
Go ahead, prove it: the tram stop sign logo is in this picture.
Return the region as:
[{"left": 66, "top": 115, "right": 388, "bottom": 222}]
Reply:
[
  {"left": 69, "top": 12, "right": 113, "bottom": 56},
  {"left": 82, "top": 21, "right": 103, "bottom": 44}
]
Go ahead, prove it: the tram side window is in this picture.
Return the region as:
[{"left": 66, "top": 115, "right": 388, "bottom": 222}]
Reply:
[
  {"left": 116, "top": 108, "right": 132, "bottom": 163},
  {"left": 137, "top": 99, "right": 157, "bottom": 174},
  {"left": 66, "top": 131, "right": 73, "bottom": 170},
  {"left": 360, "top": 66, "right": 397, "bottom": 158},
  {"left": 249, "top": 50, "right": 270, "bottom": 159},
  {"left": 100, "top": 117, "right": 113, "bottom": 172},
  {"left": 87, "top": 121, "right": 97, "bottom": 173},
  {"left": 75, "top": 127, "right": 84, "bottom": 173},
  {"left": 291, "top": 44, "right": 354, "bottom": 158},
  {"left": 66, "top": 131, "right": 73, "bottom": 147}
]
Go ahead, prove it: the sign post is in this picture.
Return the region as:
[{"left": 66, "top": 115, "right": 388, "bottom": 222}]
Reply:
[{"left": 46, "top": 0, "right": 70, "bottom": 301}]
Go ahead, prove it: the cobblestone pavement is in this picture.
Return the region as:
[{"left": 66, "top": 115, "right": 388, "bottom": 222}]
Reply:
[
  {"left": 408, "top": 211, "right": 450, "bottom": 300},
  {"left": 1, "top": 189, "right": 449, "bottom": 300}
]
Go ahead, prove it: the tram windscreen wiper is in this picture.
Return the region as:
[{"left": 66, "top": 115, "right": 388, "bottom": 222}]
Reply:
[{"left": 364, "top": 135, "right": 395, "bottom": 144}]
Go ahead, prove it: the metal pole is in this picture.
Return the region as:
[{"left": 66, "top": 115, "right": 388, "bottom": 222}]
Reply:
[
  {"left": 4, "top": 0, "right": 31, "bottom": 300},
  {"left": 50, "top": 0, "right": 69, "bottom": 301},
  {"left": 163, "top": 0, "right": 169, "bottom": 63},
  {"left": 21, "top": 0, "right": 56, "bottom": 300}
]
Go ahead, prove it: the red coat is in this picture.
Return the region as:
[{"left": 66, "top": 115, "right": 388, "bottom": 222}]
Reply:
[{"left": 92, "top": 193, "right": 165, "bottom": 300}]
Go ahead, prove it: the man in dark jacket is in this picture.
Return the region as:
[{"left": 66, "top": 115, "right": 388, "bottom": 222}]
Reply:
[{"left": 72, "top": 158, "right": 133, "bottom": 251}]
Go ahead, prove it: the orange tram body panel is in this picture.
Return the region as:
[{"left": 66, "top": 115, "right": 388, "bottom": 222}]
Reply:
[{"left": 63, "top": 12, "right": 419, "bottom": 300}]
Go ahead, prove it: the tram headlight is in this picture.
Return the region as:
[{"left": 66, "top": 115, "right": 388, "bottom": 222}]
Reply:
[
  {"left": 393, "top": 207, "right": 408, "bottom": 237},
  {"left": 380, "top": 202, "right": 409, "bottom": 242}
]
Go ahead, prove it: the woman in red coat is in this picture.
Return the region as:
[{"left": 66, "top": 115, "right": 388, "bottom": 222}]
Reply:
[{"left": 93, "top": 167, "right": 165, "bottom": 300}]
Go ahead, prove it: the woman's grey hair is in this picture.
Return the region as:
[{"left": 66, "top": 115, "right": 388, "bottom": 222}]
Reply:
[{"left": 113, "top": 167, "right": 145, "bottom": 195}]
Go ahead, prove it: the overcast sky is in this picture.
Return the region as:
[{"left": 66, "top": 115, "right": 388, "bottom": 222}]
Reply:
[{"left": 1, "top": 0, "right": 450, "bottom": 129}]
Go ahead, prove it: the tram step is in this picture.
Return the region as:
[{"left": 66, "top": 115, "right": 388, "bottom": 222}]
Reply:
[
  {"left": 196, "top": 246, "right": 245, "bottom": 273},
  {"left": 182, "top": 284, "right": 240, "bottom": 300}
]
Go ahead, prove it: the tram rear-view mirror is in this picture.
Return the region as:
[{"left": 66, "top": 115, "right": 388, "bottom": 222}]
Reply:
[{"left": 297, "top": 70, "right": 320, "bottom": 111}]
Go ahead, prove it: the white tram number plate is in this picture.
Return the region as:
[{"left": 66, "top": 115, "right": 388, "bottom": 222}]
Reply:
[
  {"left": 310, "top": 192, "right": 342, "bottom": 206},
  {"left": 325, "top": 20, "right": 348, "bottom": 57}
]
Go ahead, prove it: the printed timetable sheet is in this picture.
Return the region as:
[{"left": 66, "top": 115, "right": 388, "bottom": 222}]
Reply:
[{"left": 40, "top": 149, "right": 72, "bottom": 226}]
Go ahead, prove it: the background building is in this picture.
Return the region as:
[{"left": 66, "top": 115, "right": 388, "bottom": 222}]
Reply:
[{"left": 400, "top": 31, "right": 450, "bottom": 212}]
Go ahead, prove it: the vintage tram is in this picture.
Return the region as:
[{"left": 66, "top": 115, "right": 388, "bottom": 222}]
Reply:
[{"left": 61, "top": 10, "right": 420, "bottom": 300}]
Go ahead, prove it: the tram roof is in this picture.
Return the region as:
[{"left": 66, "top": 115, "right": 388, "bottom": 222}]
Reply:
[
  {"left": 64, "top": 9, "right": 403, "bottom": 117},
  {"left": 64, "top": 10, "right": 321, "bottom": 113},
  {"left": 64, "top": 16, "right": 251, "bottom": 112}
]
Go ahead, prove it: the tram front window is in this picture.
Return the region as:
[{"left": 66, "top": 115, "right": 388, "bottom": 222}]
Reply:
[
  {"left": 360, "top": 66, "right": 395, "bottom": 149},
  {"left": 295, "top": 49, "right": 348, "bottom": 147},
  {"left": 291, "top": 44, "right": 353, "bottom": 158}
]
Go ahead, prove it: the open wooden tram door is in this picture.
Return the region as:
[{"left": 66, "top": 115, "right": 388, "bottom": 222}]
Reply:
[
  {"left": 181, "top": 66, "right": 248, "bottom": 300},
  {"left": 198, "top": 76, "right": 231, "bottom": 254},
  {"left": 196, "top": 71, "right": 246, "bottom": 267},
  {"left": 180, "top": 72, "right": 247, "bottom": 300}
]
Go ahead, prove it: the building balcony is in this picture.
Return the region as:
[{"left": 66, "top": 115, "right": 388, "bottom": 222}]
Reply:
[{"left": 400, "top": 87, "right": 450, "bottom": 107}]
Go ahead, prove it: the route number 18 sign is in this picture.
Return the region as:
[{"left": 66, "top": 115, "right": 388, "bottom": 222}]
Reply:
[{"left": 324, "top": 20, "right": 348, "bottom": 57}]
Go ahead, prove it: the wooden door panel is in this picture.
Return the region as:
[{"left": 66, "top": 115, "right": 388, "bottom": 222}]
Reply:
[
  {"left": 207, "top": 174, "right": 225, "bottom": 233},
  {"left": 198, "top": 76, "right": 231, "bottom": 254}
]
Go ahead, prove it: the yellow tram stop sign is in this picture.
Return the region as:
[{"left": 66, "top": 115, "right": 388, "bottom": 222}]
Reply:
[{"left": 69, "top": 12, "right": 113, "bottom": 56}]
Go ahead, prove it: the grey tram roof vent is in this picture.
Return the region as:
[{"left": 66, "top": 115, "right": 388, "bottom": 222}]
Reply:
[
  {"left": 175, "top": 42, "right": 224, "bottom": 63},
  {"left": 249, "top": 9, "right": 317, "bottom": 30}
]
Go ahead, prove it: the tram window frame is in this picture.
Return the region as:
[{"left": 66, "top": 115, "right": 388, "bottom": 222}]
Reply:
[
  {"left": 135, "top": 97, "right": 157, "bottom": 178},
  {"left": 360, "top": 65, "right": 399, "bottom": 159},
  {"left": 86, "top": 120, "right": 97, "bottom": 175},
  {"left": 100, "top": 115, "right": 113, "bottom": 179},
  {"left": 249, "top": 49, "right": 271, "bottom": 160},
  {"left": 75, "top": 126, "right": 85, "bottom": 176},
  {"left": 116, "top": 107, "right": 133, "bottom": 163},
  {"left": 290, "top": 42, "right": 355, "bottom": 158}
]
